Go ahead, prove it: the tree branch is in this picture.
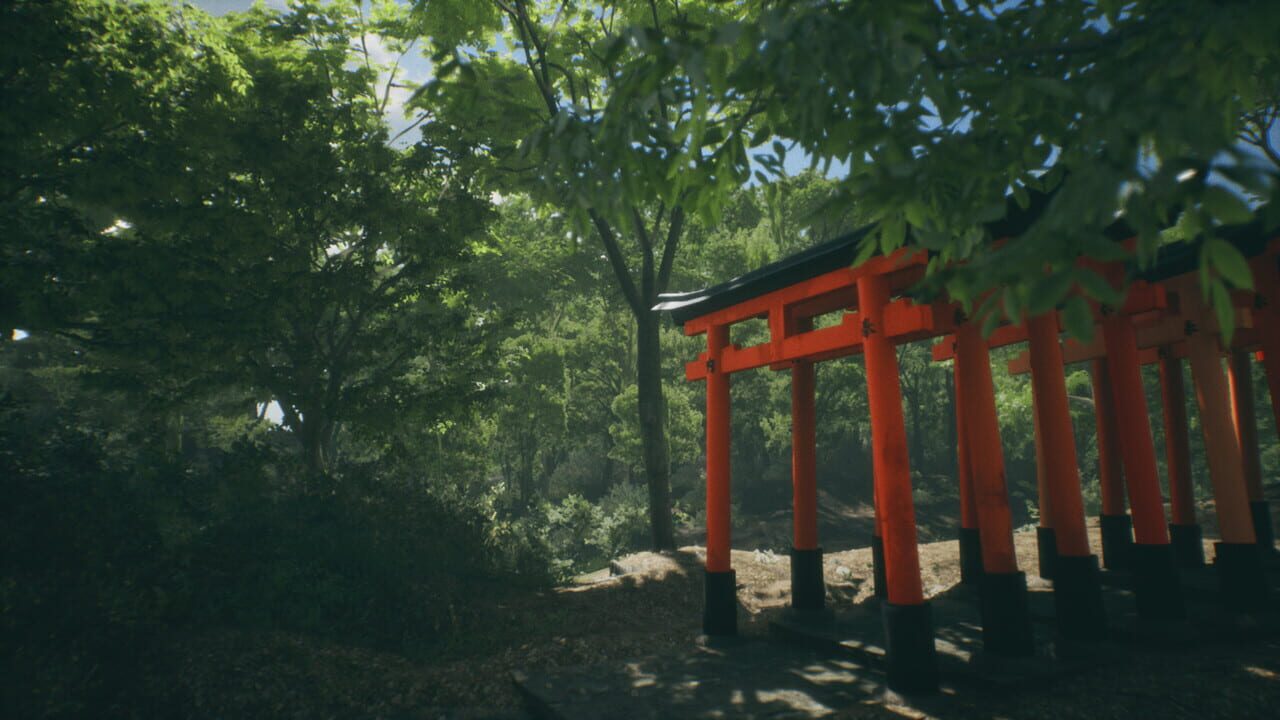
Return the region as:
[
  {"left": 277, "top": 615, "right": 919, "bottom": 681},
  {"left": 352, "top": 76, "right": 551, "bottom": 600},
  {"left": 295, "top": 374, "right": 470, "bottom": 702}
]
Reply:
[
  {"left": 590, "top": 209, "right": 642, "bottom": 314},
  {"left": 656, "top": 204, "right": 684, "bottom": 295}
]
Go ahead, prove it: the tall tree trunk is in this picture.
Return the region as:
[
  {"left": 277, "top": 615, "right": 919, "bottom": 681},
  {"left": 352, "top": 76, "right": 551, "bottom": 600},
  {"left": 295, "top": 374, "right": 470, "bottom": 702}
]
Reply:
[
  {"left": 636, "top": 309, "right": 676, "bottom": 550},
  {"left": 300, "top": 418, "right": 327, "bottom": 480},
  {"left": 588, "top": 206, "right": 682, "bottom": 551}
]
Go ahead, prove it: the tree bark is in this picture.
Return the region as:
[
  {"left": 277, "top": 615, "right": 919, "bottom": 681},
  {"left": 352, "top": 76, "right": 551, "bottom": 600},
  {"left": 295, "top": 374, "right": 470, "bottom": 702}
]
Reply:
[{"left": 636, "top": 309, "right": 676, "bottom": 550}]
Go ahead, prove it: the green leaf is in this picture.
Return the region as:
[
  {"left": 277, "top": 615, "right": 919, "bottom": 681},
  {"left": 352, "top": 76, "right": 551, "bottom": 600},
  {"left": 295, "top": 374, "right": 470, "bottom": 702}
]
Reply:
[
  {"left": 1074, "top": 268, "right": 1124, "bottom": 307},
  {"left": 981, "top": 303, "right": 1003, "bottom": 337},
  {"left": 1012, "top": 183, "right": 1030, "bottom": 210},
  {"left": 1062, "top": 296, "right": 1095, "bottom": 342},
  {"left": 1205, "top": 236, "right": 1254, "bottom": 289},
  {"left": 853, "top": 234, "right": 879, "bottom": 266},
  {"left": 880, "top": 215, "right": 905, "bottom": 252},
  {"left": 1075, "top": 233, "right": 1129, "bottom": 263},
  {"left": 1027, "top": 269, "right": 1075, "bottom": 315},
  {"left": 904, "top": 201, "right": 929, "bottom": 229},
  {"left": 1002, "top": 285, "right": 1024, "bottom": 324},
  {"left": 1202, "top": 186, "right": 1253, "bottom": 226}
]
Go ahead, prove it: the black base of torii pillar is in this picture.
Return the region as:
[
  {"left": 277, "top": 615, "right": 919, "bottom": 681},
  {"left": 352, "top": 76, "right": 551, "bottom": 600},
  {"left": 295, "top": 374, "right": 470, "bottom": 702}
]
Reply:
[
  {"left": 790, "top": 548, "right": 826, "bottom": 611},
  {"left": 1099, "top": 514, "right": 1134, "bottom": 571},
  {"left": 1169, "top": 523, "right": 1206, "bottom": 568}
]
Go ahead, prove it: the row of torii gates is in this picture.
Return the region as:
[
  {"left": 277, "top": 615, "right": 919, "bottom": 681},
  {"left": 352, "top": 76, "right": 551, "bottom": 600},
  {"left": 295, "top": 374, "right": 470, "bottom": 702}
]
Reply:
[{"left": 654, "top": 206, "right": 1279, "bottom": 693}]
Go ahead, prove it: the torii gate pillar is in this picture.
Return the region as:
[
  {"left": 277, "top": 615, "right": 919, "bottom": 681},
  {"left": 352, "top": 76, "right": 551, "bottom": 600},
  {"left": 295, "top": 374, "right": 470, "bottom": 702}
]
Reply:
[
  {"left": 1228, "top": 351, "right": 1276, "bottom": 552},
  {"left": 1089, "top": 359, "right": 1133, "bottom": 570},
  {"left": 790, "top": 359, "right": 825, "bottom": 610},
  {"left": 1026, "top": 312, "right": 1107, "bottom": 639},
  {"left": 955, "top": 322, "right": 1035, "bottom": 656},
  {"left": 1158, "top": 351, "right": 1204, "bottom": 567},
  {"left": 1179, "top": 287, "right": 1270, "bottom": 612},
  {"left": 703, "top": 324, "right": 737, "bottom": 635},
  {"left": 1100, "top": 310, "right": 1185, "bottom": 620},
  {"left": 954, "top": 358, "right": 984, "bottom": 585},
  {"left": 859, "top": 274, "right": 938, "bottom": 693}
]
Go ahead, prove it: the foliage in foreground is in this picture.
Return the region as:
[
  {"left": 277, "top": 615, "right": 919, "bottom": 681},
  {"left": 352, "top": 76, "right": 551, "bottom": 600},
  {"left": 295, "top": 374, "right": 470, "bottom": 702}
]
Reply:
[{"left": 0, "top": 334, "right": 561, "bottom": 716}]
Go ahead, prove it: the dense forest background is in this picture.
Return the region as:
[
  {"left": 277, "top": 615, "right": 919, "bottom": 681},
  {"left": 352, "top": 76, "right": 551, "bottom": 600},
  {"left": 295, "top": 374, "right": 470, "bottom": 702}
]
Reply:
[{"left": 4, "top": 0, "right": 1279, "bottom": 716}]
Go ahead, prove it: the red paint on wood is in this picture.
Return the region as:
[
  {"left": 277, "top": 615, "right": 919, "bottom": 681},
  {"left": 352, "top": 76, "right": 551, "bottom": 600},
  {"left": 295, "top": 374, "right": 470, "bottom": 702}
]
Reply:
[
  {"left": 858, "top": 274, "right": 925, "bottom": 605},
  {"left": 956, "top": 323, "right": 1020, "bottom": 574},
  {"left": 1178, "top": 283, "right": 1256, "bottom": 544},
  {"left": 1090, "top": 359, "right": 1127, "bottom": 517},
  {"left": 705, "top": 325, "right": 733, "bottom": 572},
  {"left": 683, "top": 250, "right": 926, "bottom": 336},
  {"left": 1027, "top": 313, "right": 1092, "bottom": 557},
  {"left": 1228, "top": 351, "right": 1265, "bottom": 503},
  {"left": 1100, "top": 313, "right": 1170, "bottom": 545},
  {"left": 1158, "top": 352, "right": 1197, "bottom": 526}
]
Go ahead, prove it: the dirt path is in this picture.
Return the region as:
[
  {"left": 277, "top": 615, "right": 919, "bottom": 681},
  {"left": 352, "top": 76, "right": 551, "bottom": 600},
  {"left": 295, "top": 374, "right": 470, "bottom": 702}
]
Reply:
[{"left": 146, "top": 519, "right": 1280, "bottom": 718}]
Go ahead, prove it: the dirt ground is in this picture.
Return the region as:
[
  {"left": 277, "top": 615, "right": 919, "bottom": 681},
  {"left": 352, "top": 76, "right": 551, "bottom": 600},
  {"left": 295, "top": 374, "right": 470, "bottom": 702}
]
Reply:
[{"left": 147, "top": 514, "right": 1280, "bottom": 719}]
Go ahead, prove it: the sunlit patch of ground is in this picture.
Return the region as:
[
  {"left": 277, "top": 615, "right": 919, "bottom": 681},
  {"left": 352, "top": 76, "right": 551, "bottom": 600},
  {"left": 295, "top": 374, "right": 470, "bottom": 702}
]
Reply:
[{"left": 151, "top": 515, "right": 1277, "bottom": 718}]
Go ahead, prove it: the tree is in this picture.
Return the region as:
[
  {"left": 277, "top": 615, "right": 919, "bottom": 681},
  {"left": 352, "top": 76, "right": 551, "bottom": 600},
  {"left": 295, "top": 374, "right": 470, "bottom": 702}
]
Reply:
[
  {"left": 0, "top": 0, "right": 246, "bottom": 337},
  {"left": 595, "top": 1, "right": 1280, "bottom": 336},
  {"left": 1, "top": 0, "right": 490, "bottom": 479},
  {"left": 411, "top": 0, "right": 766, "bottom": 549}
]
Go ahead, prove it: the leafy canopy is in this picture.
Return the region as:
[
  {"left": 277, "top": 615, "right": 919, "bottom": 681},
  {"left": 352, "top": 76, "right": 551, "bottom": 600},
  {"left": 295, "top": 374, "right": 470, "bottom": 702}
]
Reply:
[{"left": 587, "top": 0, "right": 1280, "bottom": 333}]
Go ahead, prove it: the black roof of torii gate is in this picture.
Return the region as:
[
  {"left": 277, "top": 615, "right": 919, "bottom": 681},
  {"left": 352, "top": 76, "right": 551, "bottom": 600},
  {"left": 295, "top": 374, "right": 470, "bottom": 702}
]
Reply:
[{"left": 654, "top": 190, "right": 1273, "bottom": 326}]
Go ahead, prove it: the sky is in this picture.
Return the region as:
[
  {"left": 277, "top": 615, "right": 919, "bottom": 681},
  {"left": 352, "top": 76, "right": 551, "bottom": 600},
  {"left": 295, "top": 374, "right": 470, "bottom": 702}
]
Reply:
[{"left": 198, "top": 0, "right": 285, "bottom": 15}]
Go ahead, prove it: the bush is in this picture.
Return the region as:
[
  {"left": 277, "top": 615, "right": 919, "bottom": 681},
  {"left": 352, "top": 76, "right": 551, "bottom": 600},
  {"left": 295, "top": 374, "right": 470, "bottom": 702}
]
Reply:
[
  {"left": 0, "top": 389, "right": 554, "bottom": 716},
  {"left": 592, "top": 482, "right": 651, "bottom": 560},
  {"left": 498, "top": 482, "right": 657, "bottom": 580}
]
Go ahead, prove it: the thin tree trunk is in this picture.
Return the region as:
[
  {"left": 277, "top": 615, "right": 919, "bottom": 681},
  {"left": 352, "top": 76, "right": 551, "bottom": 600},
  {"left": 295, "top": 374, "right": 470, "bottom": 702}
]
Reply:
[{"left": 636, "top": 310, "right": 676, "bottom": 550}]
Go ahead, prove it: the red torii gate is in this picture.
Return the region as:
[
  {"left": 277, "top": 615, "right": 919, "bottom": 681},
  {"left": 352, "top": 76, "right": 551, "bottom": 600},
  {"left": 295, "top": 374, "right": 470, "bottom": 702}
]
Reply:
[
  {"left": 997, "top": 283, "right": 1278, "bottom": 568},
  {"left": 656, "top": 213, "right": 1278, "bottom": 694}
]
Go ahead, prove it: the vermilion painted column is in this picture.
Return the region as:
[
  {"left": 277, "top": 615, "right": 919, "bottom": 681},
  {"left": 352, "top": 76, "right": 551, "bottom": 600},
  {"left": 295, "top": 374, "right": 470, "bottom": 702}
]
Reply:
[
  {"left": 790, "top": 359, "right": 825, "bottom": 610},
  {"left": 1229, "top": 351, "right": 1275, "bottom": 551},
  {"left": 1090, "top": 359, "right": 1133, "bottom": 570},
  {"left": 1100, "top": 311, "right": 1184, "bottom": 619},
  {"left": 703, "top": 324, "right": 737, "bottom": 634},
  {"left": 872, "top": 458, "right": 887, "bottom": 599},
  {"left": 857, "top": 274, "right": 937, "bottom": 693},
  {"left": 956, "top": 322, "right": 1035, "bottom": 656},
  {"left": 1026, "top": 312, "right": 1106, "bottom": 639},
  {"left": 1158, "top": 350, "right": 1204, "bottom": 567},
  {"left": 955, "top": 358, "right": 983, "bottom": 585},
  {"left": 1032, "top": 387, "right": 1057, "bottom": 579},
  {"left": 1257, "top": 309, "right": 1280, "bottom": 440},
  {"left": 1180, "top": 287, "right": 1269, "bottom": 611},
  {"left": 1252, "top": 282, "right": 1280, "bottom": 556}
]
